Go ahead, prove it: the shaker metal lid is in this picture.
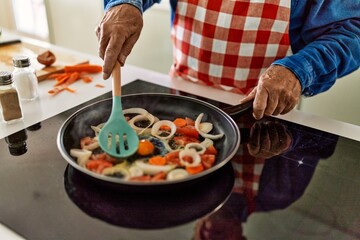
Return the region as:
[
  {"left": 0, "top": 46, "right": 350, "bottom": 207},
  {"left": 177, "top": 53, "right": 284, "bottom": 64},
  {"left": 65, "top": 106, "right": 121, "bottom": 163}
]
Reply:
[
  {"left": 13, "top": 56, "right": 31, "bottom": 68},
  {"left": 0, "top": 71, "right": 13, "bottom": 85}
]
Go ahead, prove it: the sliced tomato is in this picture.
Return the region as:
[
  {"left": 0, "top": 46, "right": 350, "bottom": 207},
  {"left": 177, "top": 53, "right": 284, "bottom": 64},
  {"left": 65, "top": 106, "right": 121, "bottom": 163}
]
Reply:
[
  {"left": 164, "top": 151, "right": 181, "bottom": 166},
  {"left": 201, "top": 154, "right": 216, "bottom": 169},
  {"left": 86, "top": 159, "right": 113, "bottom": 173},
  {"left": 176, "top": 125, "right": 199, "bottom": 138},
  {"left": 173, "top": 136, "right": 200, "bottom": 147},
  {"left": 204, "top": 145, "right": 218, "bottom": 155},
  {"left": 185, "top": 117, "right": 195, "bottom": 126},
  {"left": 151, "top": 171, "right": 167, "bottom": 181}
]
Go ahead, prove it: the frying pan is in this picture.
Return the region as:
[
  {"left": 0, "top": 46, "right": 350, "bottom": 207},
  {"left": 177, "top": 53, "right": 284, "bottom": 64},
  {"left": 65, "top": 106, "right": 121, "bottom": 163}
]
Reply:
[{"left": 57, "top": 93, "right": 240, "bottom": 190}]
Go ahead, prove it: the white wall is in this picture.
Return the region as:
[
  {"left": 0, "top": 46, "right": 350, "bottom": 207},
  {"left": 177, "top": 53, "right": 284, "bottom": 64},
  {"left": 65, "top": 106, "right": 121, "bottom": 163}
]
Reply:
[
  {"left": 299, "top": 70, "right": 360, "bottom": 126},
  {"left": 45, "top": 0, "right": 173, "bottom": 74},
  {"left": 44, "top": 0, "right": 104, "bottom": 56}
]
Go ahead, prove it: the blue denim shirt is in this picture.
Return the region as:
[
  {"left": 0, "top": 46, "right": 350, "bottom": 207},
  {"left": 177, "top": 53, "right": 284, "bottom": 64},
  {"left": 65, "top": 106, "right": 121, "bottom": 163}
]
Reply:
[{"left": 104, "top": 0, "right": 360, "bottom": 96}]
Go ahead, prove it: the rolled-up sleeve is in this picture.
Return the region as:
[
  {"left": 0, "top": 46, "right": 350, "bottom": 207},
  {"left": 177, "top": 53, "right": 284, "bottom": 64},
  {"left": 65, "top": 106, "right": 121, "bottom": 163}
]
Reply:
[{"left": 273, "top": 0, "right": 360, "bottom": 96}]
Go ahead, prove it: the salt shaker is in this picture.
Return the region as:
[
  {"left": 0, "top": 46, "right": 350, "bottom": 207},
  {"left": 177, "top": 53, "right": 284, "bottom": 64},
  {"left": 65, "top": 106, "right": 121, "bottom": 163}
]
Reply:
[
  {"left": 0, "top": 71, "right": 23, "bottom": 123},
  {"left": 12, "top": 56, "right": 39, "bottom": 101}
]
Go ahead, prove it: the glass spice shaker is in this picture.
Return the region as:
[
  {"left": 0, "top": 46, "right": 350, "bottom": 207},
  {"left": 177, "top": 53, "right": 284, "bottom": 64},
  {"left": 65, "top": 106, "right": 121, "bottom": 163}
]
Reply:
[
  {"left": 0, "top": 71, "right": 23, "bottom": 123},
  {"left": 12, "top": 56, "right": 39, "bottom": 101}
]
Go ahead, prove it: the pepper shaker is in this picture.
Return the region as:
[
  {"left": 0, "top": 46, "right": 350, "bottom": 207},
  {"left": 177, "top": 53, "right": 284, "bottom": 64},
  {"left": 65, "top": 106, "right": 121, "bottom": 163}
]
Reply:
[
  {"left": 0, "top": 71, "right": 23, "bottom": 123},
  {"left": 12, "top": 56, "right": 39, "bottom": 101}
]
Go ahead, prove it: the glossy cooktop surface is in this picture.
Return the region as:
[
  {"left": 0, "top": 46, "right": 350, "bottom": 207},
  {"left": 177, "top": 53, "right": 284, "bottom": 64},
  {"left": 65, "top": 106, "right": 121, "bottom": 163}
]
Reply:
[{"left": 0, "top": 80, "right": 359, "bottom": 240}]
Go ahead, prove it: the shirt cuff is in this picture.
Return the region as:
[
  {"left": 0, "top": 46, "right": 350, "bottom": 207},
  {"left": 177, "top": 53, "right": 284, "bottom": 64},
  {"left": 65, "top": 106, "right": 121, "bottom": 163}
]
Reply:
[
  {"left": 105, "top": 0, "right": 143, "bottom": 13},
  {"left": 272, "top": 54, "right": 315, "bottom": 96}
]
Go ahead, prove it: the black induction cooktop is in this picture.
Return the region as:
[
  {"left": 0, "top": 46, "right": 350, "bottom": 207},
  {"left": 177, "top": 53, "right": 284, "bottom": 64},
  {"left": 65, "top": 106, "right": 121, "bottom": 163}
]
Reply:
[{"left": 0, "top": 80, "right": 359, "bottom": 240}]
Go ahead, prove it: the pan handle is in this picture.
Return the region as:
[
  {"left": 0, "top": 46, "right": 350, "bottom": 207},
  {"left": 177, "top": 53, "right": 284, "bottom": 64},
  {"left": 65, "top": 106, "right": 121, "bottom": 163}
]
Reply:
[{"left": 222, "top": 99, "right": 253, "bottom": 117}]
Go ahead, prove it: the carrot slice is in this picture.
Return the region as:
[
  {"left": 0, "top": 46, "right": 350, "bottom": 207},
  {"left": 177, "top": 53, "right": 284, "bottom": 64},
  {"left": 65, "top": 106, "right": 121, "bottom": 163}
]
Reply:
[
  {"left": 95, "top": 84, "right": 105, "bottom": 88},
  {"left": 65, "top": 87, "right": 76, "bottom": 93},
  {"left": 64, "top": 64, "right": 102, "bottom": 74},
  {"left": 186, "top": 164, "right": 204, "bottom": 175},
  {"left": 148, "top": 156, "right": 167, "bottom": 166},
  {"left": 82, "top": 76, "right": 92, "bottom": 83},
  {"left": 48, "top": 73, "right": 65, "bottom": 79},
  {"left": 173, "top": 118, "right": 187, "bottom": 127},
  {"left": 137, "top": 139, "right": 155, "bottom": 156},
  {"left": 54, "top": 75, "right": 70, "bottom": 86}
]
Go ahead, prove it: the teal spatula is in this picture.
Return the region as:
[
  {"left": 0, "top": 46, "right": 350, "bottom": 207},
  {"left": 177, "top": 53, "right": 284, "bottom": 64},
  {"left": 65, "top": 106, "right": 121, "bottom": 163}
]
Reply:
[{"left": 98, "top": 62, "right": 139, "bottom": 158}]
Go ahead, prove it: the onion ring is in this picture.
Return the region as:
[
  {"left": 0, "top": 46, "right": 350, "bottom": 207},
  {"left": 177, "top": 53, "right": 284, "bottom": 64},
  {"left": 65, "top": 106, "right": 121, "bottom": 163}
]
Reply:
[
  {"left": 184, "top": 142, "right": 206, "bottom": 154},
  {"left": 151, "top": 120, "right": 176, "bottom": 140},
  {"left": 195, "top": 113, "right": 224, "bottom": 140},
  {"left": 179, "top": 149, "right": 201, "bottom": 167}
]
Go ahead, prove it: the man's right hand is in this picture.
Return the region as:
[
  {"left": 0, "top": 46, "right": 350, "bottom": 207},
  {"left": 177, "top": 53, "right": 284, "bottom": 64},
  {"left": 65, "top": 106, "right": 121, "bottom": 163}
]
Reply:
[{"left": 96, "top": 4, "right": 143, "bottom": 79}]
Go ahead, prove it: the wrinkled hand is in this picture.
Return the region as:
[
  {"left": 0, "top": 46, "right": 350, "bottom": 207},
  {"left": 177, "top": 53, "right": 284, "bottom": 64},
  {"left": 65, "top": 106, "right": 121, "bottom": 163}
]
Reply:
[
  {"left": 247, "top": 121, "right": 292, "bottom": 158},
  {"left": 96, "top": 4, "right": 143, "bottom": 79},
  {"left": 240, "top": 65, "right": 302, "bottom": 120}
]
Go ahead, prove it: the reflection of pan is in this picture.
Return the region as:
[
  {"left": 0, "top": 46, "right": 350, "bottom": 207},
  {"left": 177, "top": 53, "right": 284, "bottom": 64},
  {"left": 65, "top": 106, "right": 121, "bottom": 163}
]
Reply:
[
  {"left": 57, "top": 93, "right": 240, "bottom": 189},
  {"left": 64, "top": 162, "right": 234, "bottom": 229}
]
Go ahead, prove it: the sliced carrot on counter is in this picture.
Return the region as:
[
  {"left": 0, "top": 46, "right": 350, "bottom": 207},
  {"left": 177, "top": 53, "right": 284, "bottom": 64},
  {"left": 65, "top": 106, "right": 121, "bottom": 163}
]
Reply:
[
  {"left": 48, "top": 73, "right": 65, "bottom": 79},
  {"left": 95, "top": 84, "right": 105, "bottom": 88},
  {"left": 82, "top": 76, "right": 93, "bottom": 83},
  {"left": 65, "top": 87, "right": 76, "bottom": 93},
  {"left": 148, "top": 156, "right": 167, "bottom": 166},
  {"left": 64, "top": 64, "right": 102, "bottom": 74},
  {"left": 47, "top": 64, "right": 102, "bottom": 95}
]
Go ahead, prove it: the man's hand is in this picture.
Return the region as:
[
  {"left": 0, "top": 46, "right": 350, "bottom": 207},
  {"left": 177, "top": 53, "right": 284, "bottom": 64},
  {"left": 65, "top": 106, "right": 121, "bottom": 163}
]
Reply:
[
  {"left": 240, "top": 65, "right": 302, "bottom": 120},
  {"left": 96, "top": 4, "right": 143, "bottom": 79}
]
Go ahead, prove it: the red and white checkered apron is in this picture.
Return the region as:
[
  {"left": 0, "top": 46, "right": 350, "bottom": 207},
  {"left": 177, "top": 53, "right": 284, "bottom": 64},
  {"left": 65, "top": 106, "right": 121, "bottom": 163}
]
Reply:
[{"left": 170, "top": 0, "right": 291, "bottom": 94}]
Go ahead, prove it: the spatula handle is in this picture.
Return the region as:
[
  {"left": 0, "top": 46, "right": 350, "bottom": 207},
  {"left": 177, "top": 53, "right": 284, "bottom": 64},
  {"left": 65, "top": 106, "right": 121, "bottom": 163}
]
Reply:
[{"left": 112, "top": 62, "right": 121, "bottom": 97}]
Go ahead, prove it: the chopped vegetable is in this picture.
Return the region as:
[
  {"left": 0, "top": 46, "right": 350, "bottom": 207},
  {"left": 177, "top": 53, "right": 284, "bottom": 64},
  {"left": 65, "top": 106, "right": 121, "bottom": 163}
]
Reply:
[
  {"left": 186, "top": 164, "right": 204, "bottom": 175},
  {"left": 47, "top": 64, "right": 102, "bottom": 95},
  {"left": 151, "top": 120, "right": 177, "bottom": 140},
  {"left": 70, "top": 109, "right": 225, "bottom": 182},
  {"left": 64, "top": 64, "right": 102, "bottom": 73},
  {"left": 179, "top": 149, "right": 201, "bottom": 167},
  {"left": 195, "top": 113, "right": 224, "bottom": 140},
  {"left": 86, "top": 159, "right": 113, "bottom": 174},
  {"left": 173, "top": 118, "right": 187, "bottom": 127},
  {"left": 137, "top": 139, "right": 155, "bottom": 156},
  {"left": 135, "top": 160, "right": 175, "bottom": 175},
  {"left": 148, "top": 156, "right": 167, "bottom": 165},
  {"left": 167, "top": 168, "right": 189, "bottom": 180}
]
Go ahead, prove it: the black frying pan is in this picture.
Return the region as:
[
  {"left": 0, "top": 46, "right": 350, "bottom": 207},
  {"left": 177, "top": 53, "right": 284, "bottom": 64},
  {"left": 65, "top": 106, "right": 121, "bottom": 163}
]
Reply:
[{"left": 57, "top": 93, "right": 240, "bottom": 189}]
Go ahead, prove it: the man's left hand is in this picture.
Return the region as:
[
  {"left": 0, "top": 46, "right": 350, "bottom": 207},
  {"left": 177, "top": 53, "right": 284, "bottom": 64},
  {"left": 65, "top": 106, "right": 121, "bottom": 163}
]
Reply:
[{"left": 240, "top": 65, "right": 302, "bottom": 120}]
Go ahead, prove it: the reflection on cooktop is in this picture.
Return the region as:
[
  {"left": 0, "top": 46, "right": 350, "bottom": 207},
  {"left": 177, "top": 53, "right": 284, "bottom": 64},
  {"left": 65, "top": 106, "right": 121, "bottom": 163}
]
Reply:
[{"left": 64, "top": 163, "right": 234, "bottom": 229}]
